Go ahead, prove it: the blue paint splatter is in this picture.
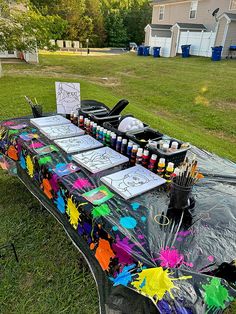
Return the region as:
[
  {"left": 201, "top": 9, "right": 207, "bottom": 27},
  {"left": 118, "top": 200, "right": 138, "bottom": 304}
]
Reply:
[
  {"left": 141, "top": 216, "right": 146, "bottom": 222},
  {"left": 112, "top": 226, "right": 118, "bottom": 231},
  {"left": 131, "top": 202, "right": 140, "bottom": 210},
  {"left": 120, "top": 216, "right": 137, "bottom": 229},
  {"left": 140, "top": 278, "right": 146, "bottom": 288},
  {"left": 19, "top": 153, "right": 26, "bottom": 169},
  {"left": 110, "top": 264, "right": 136, "bottom": 286},
  {"left": 55, "top": 190, "right": 65, "bottom": 214}
]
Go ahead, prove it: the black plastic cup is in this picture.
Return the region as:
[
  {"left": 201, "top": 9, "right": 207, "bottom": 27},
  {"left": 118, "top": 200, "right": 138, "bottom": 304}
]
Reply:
[{"left": 169, "top": 180, "right": 193, "bottom": 211}]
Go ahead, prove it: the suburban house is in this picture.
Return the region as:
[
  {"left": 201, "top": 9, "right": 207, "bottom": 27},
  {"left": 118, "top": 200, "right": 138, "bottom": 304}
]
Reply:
[{"left": 145, "top": 0, "right": 236, "bottom": 58}]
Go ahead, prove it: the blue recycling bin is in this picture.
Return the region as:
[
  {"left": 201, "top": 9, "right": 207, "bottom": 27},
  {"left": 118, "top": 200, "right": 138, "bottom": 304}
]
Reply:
[
  {"left": 181, "top": 45, "right": 191, "bottom": 58},
  {"left": 153, "top": 47, "right": 161, "bottom": 58},
  {"left": 143, "top": 46, "right": 150, "bottom": 56},
  {"left": 211, "top": 46, "right": 223, "bottom": 61},
  {"left": 137, "top": 46, "right": 144, "bottom": 56}
]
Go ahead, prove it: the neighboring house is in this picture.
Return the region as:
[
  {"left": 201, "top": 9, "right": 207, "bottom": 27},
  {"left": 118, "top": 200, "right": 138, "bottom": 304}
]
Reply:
[
  {"left": 0, "top": 2, "right": 38, "bottom": 63},
  {"left": 145, "top": 0, "right": 236, "bottom": 58}
]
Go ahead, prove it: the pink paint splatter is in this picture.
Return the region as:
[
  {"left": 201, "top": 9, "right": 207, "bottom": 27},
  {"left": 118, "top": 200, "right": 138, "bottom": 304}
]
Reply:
[
  {"left": 138, "top": 234, "right": 145, "bottom": 239},
  {"left": 112, "top": 236, "right": 135, "bottom": 265},
  {"left": 72, "top": 178, "right": 93, "bottom": 190},
  {"left": 159, "top": 247, "right": 193, "bottom": 268},
  {"left": 2, "top": 121, "right": 15, "bottom": 126},
  {"left": 29, "top": 142, "right": 44, "bottom": 149},
  {"left": 208, "top": 255, "right": 214, "bottom": 262},
  {"left": 178, "top": 230, "right": 191, "bottom": 237}
]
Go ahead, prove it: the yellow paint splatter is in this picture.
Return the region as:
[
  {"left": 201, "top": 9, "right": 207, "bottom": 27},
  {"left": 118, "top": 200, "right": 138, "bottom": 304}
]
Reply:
[
  {"left": 26, "top": 155, "right": 34, "bottom": 178},
  {"left": 66, "top": 198, "right": 87, "bottom": 229},
  {"left": 131, "top": 267, "right": 191, "bottom": 303}
]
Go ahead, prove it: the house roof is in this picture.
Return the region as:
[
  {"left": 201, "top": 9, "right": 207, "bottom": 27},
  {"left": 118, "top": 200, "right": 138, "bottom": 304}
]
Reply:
[
  {"left": 149, "top": 24, "right": 172, "bottom": 30},
  {"left": 174, "top": 23, "right": 207, "bottom": 30},
  {"left": 151, "top": 0, "right": 189, "bottom": 5},
  {"left": 219, "top": 12, "right": 236, "bottom": 21}
]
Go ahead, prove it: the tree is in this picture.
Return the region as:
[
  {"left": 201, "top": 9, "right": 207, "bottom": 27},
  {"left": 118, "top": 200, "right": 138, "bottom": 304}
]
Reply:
[
  {"left": 105, "top": 10, "right": 127, "bottom": 47},
  {"left": 0, "top": 0, "right": 67, "bottom": 76},
  {"left": 85, "top": 0, "right": 106, "bottom": 47}
]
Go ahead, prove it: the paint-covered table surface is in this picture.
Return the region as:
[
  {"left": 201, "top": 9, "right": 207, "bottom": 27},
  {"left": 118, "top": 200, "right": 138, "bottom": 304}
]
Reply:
[{"left": 0, "top": 117, "right": 236, "bottom": 314}]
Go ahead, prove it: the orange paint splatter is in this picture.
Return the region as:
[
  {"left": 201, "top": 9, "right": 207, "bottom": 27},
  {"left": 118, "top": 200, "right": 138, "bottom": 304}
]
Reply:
[
  {"left": 95, "top": 239, "right": 115, "bottom": 271},
  {"left": 7, "top": 145, "right": 18, "bottom": 161},
  {"left": 41, "top": 178, "right": 53, "bottom": 199}
]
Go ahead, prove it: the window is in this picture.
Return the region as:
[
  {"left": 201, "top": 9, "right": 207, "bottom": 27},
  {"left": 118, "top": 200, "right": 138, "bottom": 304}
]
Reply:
[
  {"left": 230, "top": 0, "right": 236, "bottom": 10},
  {"left": 159, "top": 6, "right": 165, "bottom": 20},
  {"left": 189, "top": 1, "right": 198, "bottom": 19}
]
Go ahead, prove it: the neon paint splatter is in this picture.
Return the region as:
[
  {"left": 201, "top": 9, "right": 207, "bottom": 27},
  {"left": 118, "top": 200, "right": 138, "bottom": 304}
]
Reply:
[
  {"left": 66, "top": 197, "right": 81, "bottom": 229},
  {"left": 112, "top": 236, "right": 135, "bottom": 265},
  {"left": 2, "top": 121, "right": 15, "bottom": 126},
  {"left": 41, "top": 178, "right": 53, "bottom": 199},
  {"left": 131, "top": 202, "right": 140, "bottom": 210},
  {"left": 141, "top": 216, "right": 146, "bottom": 222},
  {"left": 94, "top": 238, "right": 115, "bottom": 271},
  {"left": 131, "top": 267, "right": 192, "bottom": 303},
  {"left": 207, "top": 256, "right": 214, "bottom": 262},
  {"left": 92, "top": 203, "right": 111, "bottom": 219},
  {"left": 29, "top": 142, "right": 44, "bottom": 149},
  {"left": 112, "top": 226, "right": 118, "bottom": 231},
  {"left": 72, "top": 178, "right": 93, "bottom": 190},
  {"left": 49, "top": 174, "right": 59, "bottom": 193},
  {"left": 55, "top": 190, "right": 66, "bottom": 214},
  {"left": 26, "top": 155, "right": 34, "bottom": 178},
  {"left": 7, "top": 145, "right": 18, "bottom": 161},
  {"left": 110, "top": 264, "right": 136, "bottom": 286},
  {"left": 203, "top": 278, "right": 233, "bottom": 312},
  {"left": 19, "top": 153, "right": 26, "bottom": 169},
  {"left": 120, "top": 216, "right": 137, "bottom": 229},
  {"left": 159, "top": 247, "right": 193, "bottom": 268},
  {"left": 38, "top": 156, "right": 52, "bottom": 166}
]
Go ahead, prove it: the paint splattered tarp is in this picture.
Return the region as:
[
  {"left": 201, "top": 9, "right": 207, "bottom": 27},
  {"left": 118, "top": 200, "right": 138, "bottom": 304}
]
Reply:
[{"left": 0, "top": 117, "right": 236, "bottom": 314}]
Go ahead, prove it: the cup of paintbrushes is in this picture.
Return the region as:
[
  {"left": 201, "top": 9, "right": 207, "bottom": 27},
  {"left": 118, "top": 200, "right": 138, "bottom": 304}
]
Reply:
[{"left": 169, "top": 178, "right": 193, "bottom": 211}]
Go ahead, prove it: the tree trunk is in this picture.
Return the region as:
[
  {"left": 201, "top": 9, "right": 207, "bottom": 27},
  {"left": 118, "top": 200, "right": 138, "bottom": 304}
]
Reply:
[{"left": 0, "top": 59, "right": 2, "bottom": 78}]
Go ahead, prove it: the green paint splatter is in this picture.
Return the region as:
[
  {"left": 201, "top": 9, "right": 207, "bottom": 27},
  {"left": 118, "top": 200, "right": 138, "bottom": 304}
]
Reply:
[
  {"left": 8, "top": 130, "right": 19, "bottom": 135},
  {"left": 38, "top": 156, "right": 52, "bottom": 166},
  {"left": 92, "top": 203, "right": 111, "bottom": 219},
  {"left": 202, "top": 277, "right": 234, "bottom": 312}
]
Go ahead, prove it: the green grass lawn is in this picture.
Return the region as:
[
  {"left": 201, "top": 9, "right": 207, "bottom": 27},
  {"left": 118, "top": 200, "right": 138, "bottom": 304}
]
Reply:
[{"left": 0, "top": 52, "right": 236, "bottom": 313}]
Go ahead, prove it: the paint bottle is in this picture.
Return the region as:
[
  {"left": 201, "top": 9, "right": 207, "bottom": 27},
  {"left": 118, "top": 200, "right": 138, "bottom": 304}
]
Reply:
[
  {"left": 70, "top": 111, "right": 74, "bottom": 123},
  {"left": 111, "top": 133, "right": 117, "bottom": 148},
  {"left": 126, "top": 141, "right": 133, "bottom": 158},
  {"left": 103, "top": 129, "right": 107, "bottom": 145},
  {"left": 159, "top": 140, "right": 164, "bottom": 150},
  {"left": 89, "top": 121, "right": 94, "bottom": 134},
  {"left": 135, "top": 148, "right": 143, "bottom": 165},
  {"left": 99, "top": 127, "right": 104, "bottom": 142},
  {"left": 142, "top": 149, "right": 150, "bottom": 168},
  {"left": 164, "top": 162, "right": 175, "bottom": 186},
  {"left": 121, "top": 138, "right": 127, "bottom": 155},
  {"left": 148, "top": 154, "right": 157, "bottom": 172},
  {"left": 72, "top": 112, "right": 78, "bottom": 126},
  {"left": 86, "top": 119, "right": 91, "bottom": 134},
  {"left": 105, "top": 130, "right": 110, "bottom": 146},
  {"left": 170, "top": 141, "right": 178, "bottom": 152},
  {"left": 79, "top": 115, "right": 84, "bottom": 128},
  {"left": 96, "top": 126, "right": 100, "bottom": 140},
  {"left": 162, "top": 143, "right": 169, "bottom": 153},
  {"left": 83, "top": 119, "right": 87, "bottom": 132},
  {"left": 92, "top": 123, "right": 97, "bottom": 137},
  {"left": 157, "top": 158, "right": 166, "bottom": 178},
  {"left": 116, "top": 136, "right": 122, "bottom": 152},
  {"left": 130, "top": 145, "right": 138, "bottom": 166}
]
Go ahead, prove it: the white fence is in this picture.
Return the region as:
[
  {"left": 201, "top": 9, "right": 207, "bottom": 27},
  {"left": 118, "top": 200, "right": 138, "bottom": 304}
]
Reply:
[
  {"left": 149, "top": 36, "right": 172, "bottom": 57},
  {"left": 177, "top": 31, "right": 216, "bottom": 57}
]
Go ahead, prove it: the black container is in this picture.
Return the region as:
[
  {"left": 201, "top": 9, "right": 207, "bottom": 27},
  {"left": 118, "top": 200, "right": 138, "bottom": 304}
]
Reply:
[
  {"left": 79, "top": 100, "right": 110, "bottom": 118},
  {"left": 126, "top": 128, "right": 163, "bottom": 148},
  {"left": 169, "top": 181, "right": 193, "bottom": 211},
  {"left": 148, "top": 138, "right": 191, "bottom": 167}
]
